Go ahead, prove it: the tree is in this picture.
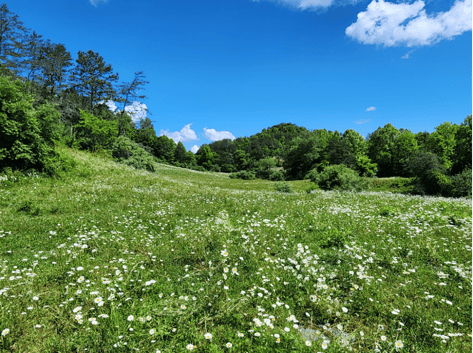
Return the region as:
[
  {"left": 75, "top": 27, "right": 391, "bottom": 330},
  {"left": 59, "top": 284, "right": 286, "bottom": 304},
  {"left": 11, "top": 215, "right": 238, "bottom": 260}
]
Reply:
[
  {"left": 197, "top": 145, "right": 216, "bottom": 170},
  {"left": 234, "top": 149, "right": 250, "bottom": 171},
  {"left": 342, "top": 129, "right": 367, "bottom": 157},
  {"left": 70, "top": 50, "right": 119, "bottom": 114},
  {"left": 133, "top": 117, "right": 157, "bottom": 151},
  {"left": 415, "top": 131, "right": 431, "bottom": 152},
  {"left": 367, "top": 123, "right": 400, "bottom": 177},
  {"left": 392, "top": 130, "right": 418, "bottom": 176},
  {"left": 174, "top": 141, "right": 187, "bottom": 166},
  {"left": 0, "top": 4, "right": 29, "bottom": 74},
  {"left": 116, "top": 71, "right": 149, "bottom": 136},
  {"left": 451, "top": 115, "right": 471, "bottom": 175},
  {"left": 0, "top": 76, "right": 61, "bottom": 172},
  {"left": 20, "top": 31, "right": 46, "bottom": 91},
  {"left": 38, "top": 43, "right": 72, "bottom": 100},
  {"left": 254, "top": 157, "right": 277, "bottom": 179},
  {"left": 355, "top": 155, "right": 378, "bottom": 177},
  {"left": 426, "top": 122, "right": 458, "bottom": 172},
  {"left": 284, "top": 133, "right": 326, "bottom": 180},
  {"left": 405, "top": 151, "right": 447, "bottom": 195},
  {"left": 154, "top": 135, "right": 175, "bottom": 164}
]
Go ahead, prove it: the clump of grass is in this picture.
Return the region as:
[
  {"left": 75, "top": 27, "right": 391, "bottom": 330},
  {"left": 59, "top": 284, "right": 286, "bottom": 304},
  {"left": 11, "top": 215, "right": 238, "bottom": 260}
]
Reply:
[{"left": 0, "top": 145, "right": 471, "bottom": 352}]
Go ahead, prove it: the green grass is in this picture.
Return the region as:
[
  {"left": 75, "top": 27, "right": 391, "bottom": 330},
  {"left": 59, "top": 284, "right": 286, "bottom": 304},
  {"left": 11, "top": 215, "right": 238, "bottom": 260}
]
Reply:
[{"left": 0, "top": 146, "right": 471, "bottom": 352}]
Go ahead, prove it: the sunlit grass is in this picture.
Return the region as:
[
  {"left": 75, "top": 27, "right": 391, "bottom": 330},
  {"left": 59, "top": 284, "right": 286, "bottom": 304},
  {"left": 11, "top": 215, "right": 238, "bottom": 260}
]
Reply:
[{"left": 0, "top": 145, "right": 471, "bottom": 352}]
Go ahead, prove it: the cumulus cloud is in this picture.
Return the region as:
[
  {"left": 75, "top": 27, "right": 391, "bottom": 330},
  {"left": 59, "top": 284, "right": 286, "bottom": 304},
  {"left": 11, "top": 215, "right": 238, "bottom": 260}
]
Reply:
[
  {"left": 125, "top": 101, "right": 148, "bottom": 125},
  {"left": 355, "top": 119, "right": 371, "bottom": 124},
  {"left": 345, "top": 0, "right": 472, "bottom": 47},
  {"left": 203, "top": 128, "right": 236, "bottom": 141},
  {"left": 160, "top": 124, "right": 199, "bottom": 144},
  {"left": 190, "top": 145, "right": 200, "bottom": 154},
  {"left": 89, "top": 0, "right": 109, "bottom": 6},
  {"left": 366, "top": 106, "right": 376, "bottom": 111},
  {"left": 98, "top": 100, "right": 148, "bottom": 124},
  {"left": 98, "top": 100, "right": 118, "bottom": 112}
]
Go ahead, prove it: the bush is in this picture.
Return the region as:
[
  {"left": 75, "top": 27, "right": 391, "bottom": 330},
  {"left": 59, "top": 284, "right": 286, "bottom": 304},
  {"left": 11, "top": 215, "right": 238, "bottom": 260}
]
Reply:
[
  {"left": 405, "top": 151, "right": 450, "bottom": 196},
  {"left": 268, "top": 170, "right": 284, "bottom": 181},
  {"left": 229, "top": 170, "right": 256, "bottom": 180},
  {"left": 306, "top": 184, "right": 319, "bottom": 194},
  {"left": 111, "top": 136, "right": 156, "bottom": 172},
  {"left": 75, "top": 109, "right": 118, "bottom": 152},
  {"left": 450, "top": 168, "right": 472, "bottom": 198},
  {"left": 0, "top": 77, "right": 67, "bottom": 175},
  {"left": 274, "top": 182, "right": 294, "bottom": 193},
  {"left": 190, "top": 165, "right": 207, "bottom": 172},
  {"left": 309, "top": 164, "right": 367, "bottom": 191}
]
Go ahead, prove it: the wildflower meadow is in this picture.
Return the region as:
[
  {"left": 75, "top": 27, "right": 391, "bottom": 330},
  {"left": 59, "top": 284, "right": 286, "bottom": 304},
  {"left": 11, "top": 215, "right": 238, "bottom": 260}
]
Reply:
[{"left": 0, "top": 146, "right": 471, "bottom": 352}]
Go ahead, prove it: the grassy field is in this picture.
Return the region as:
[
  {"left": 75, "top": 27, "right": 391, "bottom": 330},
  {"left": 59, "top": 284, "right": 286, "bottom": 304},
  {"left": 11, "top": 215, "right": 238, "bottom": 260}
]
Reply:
[{"left": 0, "top": 146, "right": 471, "bottom": 352}]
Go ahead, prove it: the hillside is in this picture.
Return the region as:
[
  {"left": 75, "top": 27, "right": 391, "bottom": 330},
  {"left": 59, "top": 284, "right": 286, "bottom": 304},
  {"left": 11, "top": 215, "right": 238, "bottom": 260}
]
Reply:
[{"left": 0, "top": 146, "right": 471, "bottom": 352}]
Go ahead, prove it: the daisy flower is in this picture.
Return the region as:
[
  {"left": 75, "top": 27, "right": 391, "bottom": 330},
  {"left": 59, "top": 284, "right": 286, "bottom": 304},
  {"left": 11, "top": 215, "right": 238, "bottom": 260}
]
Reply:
[
  {"left": 226, "top": 342, "right": 233, "bottom": 348},
  {"left": 204, "top": 333, "right": 212, "bottom": 339},
  {"left": 395, "top": 340, "right": 404, "bottom": 349},
  {"left": 2, "top": 328, "right": 10, "bottom": 336},
  {"left": 186, "top": 344, "right": 195, "bottom": 350},
  {"left": 221, "top": 250, "right": 229, "bottom": 257},
  {"left": 305, "top": 340, "right": 312, "bottom": 346},
  {"left": 127, "top": 315, "right": 134, "bottom": 321}
]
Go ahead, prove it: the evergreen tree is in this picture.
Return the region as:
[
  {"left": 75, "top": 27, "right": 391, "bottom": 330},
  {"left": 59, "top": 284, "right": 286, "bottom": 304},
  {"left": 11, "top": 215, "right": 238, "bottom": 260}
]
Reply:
[
  {"left": 0, "top": 4, "right": 29, "bottom": 74},
  {"left": 70, "top": 50, "right": 119, "bottom": 114}
]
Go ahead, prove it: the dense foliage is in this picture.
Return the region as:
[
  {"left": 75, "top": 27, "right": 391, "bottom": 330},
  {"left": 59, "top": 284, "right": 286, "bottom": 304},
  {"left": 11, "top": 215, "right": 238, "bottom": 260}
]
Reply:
[{"left": 0, "top": 3, "right": 470, "bottom": 198}]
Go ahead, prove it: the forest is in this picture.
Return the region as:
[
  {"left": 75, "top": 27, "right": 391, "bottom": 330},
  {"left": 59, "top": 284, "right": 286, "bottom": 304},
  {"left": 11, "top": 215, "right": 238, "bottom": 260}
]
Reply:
[{"left": 0, "top": 3, "right": 471, "bottom": 197}]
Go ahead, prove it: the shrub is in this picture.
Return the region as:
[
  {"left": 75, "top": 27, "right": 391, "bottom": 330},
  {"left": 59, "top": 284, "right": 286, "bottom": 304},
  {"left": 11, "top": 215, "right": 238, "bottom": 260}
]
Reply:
[
  {"left": 450, "top": 168, "right": 472, "bottom": 198},
  {"left": 111, "top": 136, "right": 156, "bottom": 172},
  {"left": 190, "top": 165, "right": 206, "bottom": 172},
  {"left": 306, "top": 184, "right": 319, "bottom": 194},
  {"left": 229, "top": 170, "right": 256, "bottom": 180},
  {"left": 268, "top": 170, "right": 284, "bottom": 181},
  {"left": 75, "top": 109, "right": 118, "bottom": 152},
  {"left": 309, "top": 164, "right": 367, "bottom": 191},
  {"left": 274, "top": 182, "right": 294, "bottom": 193}
]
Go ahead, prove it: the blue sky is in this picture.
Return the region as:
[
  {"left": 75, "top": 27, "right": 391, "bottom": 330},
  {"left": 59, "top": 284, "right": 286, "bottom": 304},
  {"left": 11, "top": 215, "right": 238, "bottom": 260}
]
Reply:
[{"left": 8, "top": 0, "right": 472, "bottom": 152}]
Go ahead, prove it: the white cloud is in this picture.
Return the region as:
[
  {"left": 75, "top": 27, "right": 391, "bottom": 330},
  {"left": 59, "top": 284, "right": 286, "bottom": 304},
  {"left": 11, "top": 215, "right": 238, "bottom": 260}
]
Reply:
[
  {"left": 355, "top": 119, "right": 371, "bottom": 124},
  {"left": 366, "top": 106, "right": 376, "bottom": 111},
  {"left": 98, "top": 100, "right": 118, "bottom": 112},
  {"left": 345, "top": 0, "right": 472, "bottom": 47},
  {"left": 160, "top": 124, "right": 199, "bottom": 144},
  {"left": 190, "top": 145, "right": 200, "bottom": 154},
  {"left": 401, "top": 49, "right": 415, "bottom": 59},
  {"left": 89, "top": 0, "right": 109, "bottom": 6},
  {"left": 252, "top": 0, "right": 363, "bottom": 10},
  {"left": 125, "top": 101, "right": 148, "bottom": 124},
  {"left": 203, "top": 128, "right": 236, "bottom": 141}
]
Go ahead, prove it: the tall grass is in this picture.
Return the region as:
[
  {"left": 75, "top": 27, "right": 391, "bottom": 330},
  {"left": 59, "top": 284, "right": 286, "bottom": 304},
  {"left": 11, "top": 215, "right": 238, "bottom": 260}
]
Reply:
[{"left": 0, "top": 146, "right": 471, "bottom": 352}]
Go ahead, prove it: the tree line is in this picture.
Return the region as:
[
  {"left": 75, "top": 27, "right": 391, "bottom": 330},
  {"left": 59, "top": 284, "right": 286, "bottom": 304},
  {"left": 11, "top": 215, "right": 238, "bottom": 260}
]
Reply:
[{"left": 0, "top": 3, "right": 471, "bottom": 197}]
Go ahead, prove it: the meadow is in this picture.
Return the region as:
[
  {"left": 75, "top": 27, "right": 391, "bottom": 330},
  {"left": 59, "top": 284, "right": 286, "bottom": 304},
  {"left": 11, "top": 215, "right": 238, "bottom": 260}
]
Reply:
[{"left": 0, "top": 146, "right": 471, "bottom": 352}]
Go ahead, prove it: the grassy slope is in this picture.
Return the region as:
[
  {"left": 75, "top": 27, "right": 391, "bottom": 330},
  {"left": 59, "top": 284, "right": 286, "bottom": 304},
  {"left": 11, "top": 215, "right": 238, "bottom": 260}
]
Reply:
[{"left": 0, "top": 146, "right": 471, "bottom": 352}]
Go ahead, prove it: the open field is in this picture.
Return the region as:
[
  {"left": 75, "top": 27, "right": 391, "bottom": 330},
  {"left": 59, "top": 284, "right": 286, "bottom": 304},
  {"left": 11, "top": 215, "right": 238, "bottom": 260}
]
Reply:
[{"left": 0, "top": 146, "right": 471, "bottom": 352}]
